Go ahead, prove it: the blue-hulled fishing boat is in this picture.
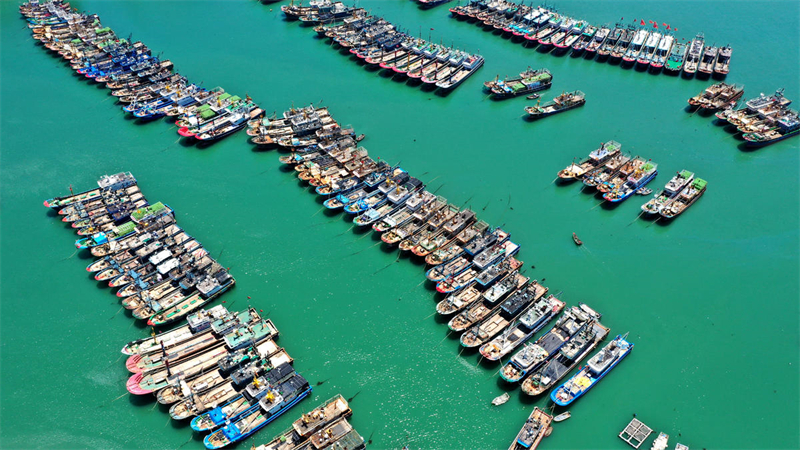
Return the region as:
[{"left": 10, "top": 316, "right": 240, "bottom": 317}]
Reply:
[
  {"left": 550, "top": 334, "right": 633, "bottom": 406},
  {"left": 203, "top": 373, "right": 312, "bottom": 449}
]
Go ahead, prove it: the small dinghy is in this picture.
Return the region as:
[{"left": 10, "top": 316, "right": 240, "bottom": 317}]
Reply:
[
  {"left": 636, "top": 187, "right": 653, "bottom": 195},
  {"left": 572, "top": 233, "right": 583, "bottom": 246},
  {"left": 492, "top": 392, "right": 510, "bottom": 406},
  {"left": 526, "top": 93, "right": 541, "bottom": 100},
  {"left": 356, "top": 134, "right": 366, "bottom": 142},
  {"left": 553, "top": 411, "right": 571, "bottom": 422}
]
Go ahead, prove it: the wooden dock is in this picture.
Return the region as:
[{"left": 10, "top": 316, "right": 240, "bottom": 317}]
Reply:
[{"left": 619, "top": 418, "right": 653, "bottom": 449}]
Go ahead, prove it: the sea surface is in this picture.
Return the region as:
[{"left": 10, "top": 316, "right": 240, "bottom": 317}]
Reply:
[{"left": 1, "top": 1, "right": 799, "bottom": 449}]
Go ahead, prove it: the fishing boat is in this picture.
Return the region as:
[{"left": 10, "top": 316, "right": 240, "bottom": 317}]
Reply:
[
  {"left": 688, "top": 82, "right": 744, "bottom": 111},
  {"left": 697, "top": 44, "right": 718, "bottom": 76},
  {"left": 44, "top": 172, "right": 137, "bottom": 209},
  {"left": 622, "top": 29, "right": 648, "bottom": 65},
  {"left": 435, "top": 265, "right": 478, "bottom": 294},
  {"left": 373, "top": 191, "right": 434, "bottom": 232},
  {"left": 147, "top": 266, "right": 236, "bottom": 326},
  {"left": 587, "top": 155, "right": 635, "bottom": 192},
  {"left": 524, "top": 91, "right": 585, "bottom": 119},
  {"left": 596, "top": 25, "right": 622, "bottom": 59},
  {"left": 608, "top": 26, "right": 633, "bottom": 62},
  {"left": 465, "top": 227, "right": 508, "bottom": 257},
  {"left": 435, "top": 54, "right": 485, "bottom": 92},
  {"left": 433, "top": 274, "right": 478, "bottom": 308},
  {"left": 663, "top": 41, "right": 687, "bottom": 74},
  {"left": 473, "top": 239, "right": 519, "bottom": 271},
  {"left": 485, "top": 68, "right": 552, "bottom": 100},
  {"left": 203, "top": 373, "right": 311, "bottom": 449},
  {"left": 584, "top": 25, "right": 610, "bottom": 56},
  {"left": 293, "top": 394, "right": 352, "bottom": 438},
  {"left": 478, "top": 293, "right": 565, "bottom": 360},
  {"left": 483, "top": 270, "right": 528, "bottom": 305},
  {"left": 500, "top": 304, "right": 600, "bottom": 383},
  {"left": 190, "top": 368, "right": 286, "bottom": 431},
  {"left": 743, "top": 112, "right": 800, "bottom": 147},
  {"left": 635, "top": 31, "right": 661, "bottom": 67},
  {"left": 551, "top": 334, "right": 634, "bottom": 406},
  {"left": 475, "top": 256, "right": 523, "bottom": 288},
  {"left": 521, "top": 321, "right": 609, "bottom": 396},
  {"left": 74, "top": 221, "right": 137, "bottom": 249},
  {"left": 659, "top": 178, "right": 707, "bottom": 219},
  {"left": 714, "top": 44, "right": 732, "bottom": 75},
  {"left": 508, "top": 407, "right": 553, "bottom": 450},
  {"left": 168, "top": 350, "right": 293, "bottom": 421},
  {"left": 682, "top": 33, "right": 704, "bottom": 76},
  {"left": 572, "top": 233, "right": 582, "bottom": 245},
  {"left": 651, "top": 432, "right": 669, "bottom": 450},
  {"left": 649, "top": 34, "right": 674, "bottom": 71},
  {"left": 121, "top": 305, "right": 235, "bottom": 354},
  {"left": 603, "top": 160, "right": 658, "bottom": 203},
  {"left": 426, "top": 256, "right": 472, "bottom": 282},
  {"left": 641, "top": 170, "right": 694, "bottom": 216},
  {"left": 570, "top": 25, "right": 597, "bottom": 55},
  {"left": 462, "top": 283, "right": 553, "bottom": 348},
  {"left": 127, "top": 318, "right": 277, "bottom": 374},
  {"left": 307, "top": 417, "right": 360, "bottom": 449},
  {"left": 557, "top": 140, "right": 621, "bottom": 181}
]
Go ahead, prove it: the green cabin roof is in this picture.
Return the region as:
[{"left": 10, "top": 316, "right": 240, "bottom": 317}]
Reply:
[
  {"left": 692, "top": 178, "right": 707, "bottom": 190},
  {"left": 228, "top": 95, "right": 242, "bottom": 103},
  {"left": 218, "top": 93, "right": 232, "bottom": 102},
  {"left": 113, "top": 221, "right": 136, "bottom": 236},
  {"left": 131, "top": 202, "right": 166, "bottom": 221},
  {"left": 95, "top": 27, "right": 112, "bottom": 34},
  {"left": 199, "top": 109, "right": 216, "bottom": 119},
  {"left": 680, "top": 170, "right": 694, "bottom": 179},
  {"left": 641, "top": 163, "right": 655, "bottom": 172}
]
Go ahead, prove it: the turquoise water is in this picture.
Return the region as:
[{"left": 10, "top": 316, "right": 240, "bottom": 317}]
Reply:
[{"left": 1, "top": 1, "right": 799, "bottom": 449}]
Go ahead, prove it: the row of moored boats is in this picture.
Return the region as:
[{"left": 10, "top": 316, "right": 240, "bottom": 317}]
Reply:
[
  {"left": 20, "top": 0, "right": 263, "bottom": 142},
  {"left": 557, "top": 141, "right": 707, "bottom": 219},
  {"left": 250, "top": 103, "right": 636, "bottom": 449},
  {"left": 279, "top": 1, "right": 484, "bottom": 91},
  {"left": 450, "top": 0, "right": 732, "bottom": 78},
  {"left": 44, "top": 172, "right": 236, "bottom": 326},
  {"left": 44, "top": 172, "right": 366, "bottom": 449},
  {"left": 702, "top": 87, "right": 798, "bottom": 148}
]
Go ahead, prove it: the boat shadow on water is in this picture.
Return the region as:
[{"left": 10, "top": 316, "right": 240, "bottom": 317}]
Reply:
[
  {"left": 434, "top": 88, "right": 455, "bottom": 98},
  {"left": 177, "top": 137, "right": 196, "bottom": 148},
  {"left": 432, "top": 313, "right": 450, "bottom": 326},
  {"left": 599, "top": 200, "right": 625, "bottom": 211},
  {"left": 127, "top": 392, "right": 155, "bottom": 407},
  {"left": 737, "top": 142, "right": 760, "bottom": 153},
  {"left": 77, "top": 249, "right": 95, "bottom": 261}
]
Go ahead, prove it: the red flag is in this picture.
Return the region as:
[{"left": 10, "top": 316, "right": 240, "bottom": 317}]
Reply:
[
  {"left": 640, "top": 19, "right": 645, "bottom": 25},
  {"left": 620, "top": 17, "right": 624, "bottom": 20},
  {"left": 653, "top": 23, "right": 658, "bottom": 29},
  {"left": 674, "top": 27, "right": 679, "bottom": 31},
  {"left": 430, "top": 27, "right": 435, "bottom": 30},
  {"left": 662, "top": 23, "right": 667, "bottom": 26},
  {"left": 666, "top": 25, "right": 671, "bottom": 30}
]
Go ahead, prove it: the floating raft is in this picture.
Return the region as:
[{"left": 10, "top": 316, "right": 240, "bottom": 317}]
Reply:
[{"left": 619, "top": 418, "right": 653, "bottom": 449}]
